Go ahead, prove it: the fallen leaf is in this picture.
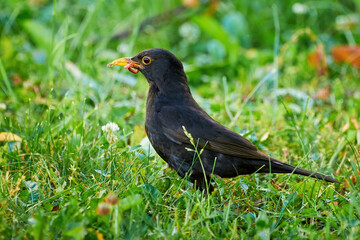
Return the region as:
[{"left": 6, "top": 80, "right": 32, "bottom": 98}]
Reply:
[
  {"left": 314, "top": 86, "right": 331, "bottom": 100},
  {"left": 105, "top": 192, "right": 119, "bottom": 205},
  {"left": 308, "top": 46, "right": 327, "bottom": 75},
  {"left": 96, "top": 202, "right": 111, "bottom": 216},
  {"left": 341, "top": 123, "right": 350, "bottom": 132},
  {"left": 351, "top": 175, "right": 356, "bottom": 184},
  {"left": 28, "top": 0, "right": 47, "bottom": 6},
  {"left": 350, "top": 171, "right": 360, "bottom": 184},
  {"left": 282, "top": 147, "right": 289, "bottom": 160},
  {"left": 51, "top": 205, "right": 59, "bottom": 211},
  {"left": 0, "top": 132, "right": 22, "bottom": 142},
  {"left": 275, "top": 182, "right": 286, "bottom": 190},
  {"left": 332, "top": 46, "right": 360, "bottom": 68},
  {"left": 173, "top": 191, "right": 181, "bottom": 198},
  {"left": 351, "top": 118, "right": 359, "bottom": 130},
  {"left": 182, "top": 0, "right": 198, "bottom": 8},
  {"left": 208, "top": 0, "right": 219, "bottom": 15},
  {"left": 11, "top": 75, "right": 23, "bottom": 86}
]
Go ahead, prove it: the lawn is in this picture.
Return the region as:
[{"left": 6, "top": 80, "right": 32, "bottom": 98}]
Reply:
[{"left": 1, "top": 0, "right": 360, "bottom": 239}]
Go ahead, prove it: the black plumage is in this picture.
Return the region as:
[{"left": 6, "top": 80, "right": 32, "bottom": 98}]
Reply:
[{"left": 108, "top": 48, "right": 340, "bottom": 192}]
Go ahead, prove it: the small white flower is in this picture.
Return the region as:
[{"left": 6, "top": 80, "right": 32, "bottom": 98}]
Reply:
[
  {"left": 292, "top": 3, "right": 308, "bottom": 15},
  {"left": 102, "top": 122, "right": 120, "bottom": 133},
  {"left": 0, "top": 103, "right": 6, "bottom": 110},
  {"left": 179, "top": 22, "right": 200, "bottom": 43},
  {"left": 336, "top": 14, "right": 358, "bottom": 30},
  {"left": 102, "top": 122, "right": 120, "bottom": 143}
]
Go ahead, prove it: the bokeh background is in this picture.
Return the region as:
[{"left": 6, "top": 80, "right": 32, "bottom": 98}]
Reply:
[{"left": 1, "top": 0, "right": 360, "bottom": 239}]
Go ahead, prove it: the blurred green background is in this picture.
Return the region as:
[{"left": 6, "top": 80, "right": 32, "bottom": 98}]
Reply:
[
  {"left": 1, "top": 0, "right": 360, "bottom": 239},
  {"left": 1, "top": 0, "right": 359, "bottom": 130}
]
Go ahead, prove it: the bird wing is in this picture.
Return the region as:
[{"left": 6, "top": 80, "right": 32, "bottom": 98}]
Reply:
[{"left": 159, "top": 104, "right": 270, "bottom": 160}]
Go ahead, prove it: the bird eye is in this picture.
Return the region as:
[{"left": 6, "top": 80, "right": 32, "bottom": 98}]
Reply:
[{"left": 142, "top": 56, "right": 151, "bottom": 65}]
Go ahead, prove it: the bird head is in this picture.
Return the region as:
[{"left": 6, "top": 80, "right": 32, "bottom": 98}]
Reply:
[{"left": 107, "top": 49, "right": 187, "bottom": 91}]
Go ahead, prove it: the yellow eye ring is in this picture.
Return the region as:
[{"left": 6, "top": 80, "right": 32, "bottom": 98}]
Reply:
[{"left": 142, "top": 56, "right": 151, "bottom": 65}]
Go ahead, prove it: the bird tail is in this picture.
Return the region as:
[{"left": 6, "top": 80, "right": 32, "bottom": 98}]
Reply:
[{"left": 261, "top": 157, "right": 340, "bottom": 183}]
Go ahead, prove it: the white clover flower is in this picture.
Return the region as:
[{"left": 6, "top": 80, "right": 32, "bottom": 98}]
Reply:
[
  {"left": 335, "top": 14, "right": 358, "bottom": 30},
  {"left": 0, "top": 103, "right": 6, "bottom": 110},
  {"left": 292, "top": 3, "right": 308, "bottom": 15},
  {"left": 102, "top": 122, "right": 120, "bottom": 132},
  {"left": 101, "top": 122, "right": 120, "bottom": 143},
  {"left": 179, "top": 22, "right": 200, "bottom": 43}
]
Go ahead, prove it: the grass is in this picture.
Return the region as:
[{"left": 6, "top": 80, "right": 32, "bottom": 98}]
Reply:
[{"left": 1, "top": 0, "right": 360, "bottom": 239}]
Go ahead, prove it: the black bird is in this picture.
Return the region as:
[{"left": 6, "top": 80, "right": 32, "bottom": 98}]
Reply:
[{"left": 107, "top": 48, "right": 340, "bottom": 192}]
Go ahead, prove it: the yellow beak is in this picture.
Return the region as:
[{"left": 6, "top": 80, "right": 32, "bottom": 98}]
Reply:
[{"left": 107, "top": 57, "right": 132, "bottom": 67}]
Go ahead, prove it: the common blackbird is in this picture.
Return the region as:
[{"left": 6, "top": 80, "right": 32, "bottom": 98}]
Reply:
[{"left": 107, "top": 48, "right": 340, "bottom": 192}]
